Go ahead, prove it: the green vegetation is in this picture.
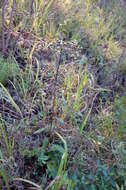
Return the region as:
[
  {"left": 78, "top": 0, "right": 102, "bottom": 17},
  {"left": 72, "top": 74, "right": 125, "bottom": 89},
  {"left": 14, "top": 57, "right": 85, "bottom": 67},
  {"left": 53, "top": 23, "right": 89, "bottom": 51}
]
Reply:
[
  {"left": 0, "top": 0, "right": 126, "bottom": 189},
  {"left": 0, "top": 57, "right": 19, "bottom": 84}
]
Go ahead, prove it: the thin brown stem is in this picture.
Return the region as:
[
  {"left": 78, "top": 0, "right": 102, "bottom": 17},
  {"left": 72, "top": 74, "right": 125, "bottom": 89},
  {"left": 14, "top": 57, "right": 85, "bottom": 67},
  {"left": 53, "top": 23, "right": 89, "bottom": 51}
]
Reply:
[
  {"left": 28, "top": 0, "right": 34, "bottom": 15},
  {"left": 1, "top": 0, "right": 6, "bottom": 55},
  {"left": 51, "top": 40, "right": 63, "bottom": 123},
  {"left": 5, "top": 0, "right": 16, "bottom": 52}
]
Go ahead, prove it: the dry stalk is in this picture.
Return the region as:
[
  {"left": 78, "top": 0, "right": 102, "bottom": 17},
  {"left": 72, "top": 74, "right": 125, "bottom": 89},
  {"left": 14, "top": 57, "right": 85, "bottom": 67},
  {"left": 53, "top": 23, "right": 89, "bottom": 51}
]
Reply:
[
  {"left": 51, "top": 40, "right": 63, "bottom": 123},
  {"left": 5, "top": 0, "right": 16, "bottom": 52},
  {"left": 1, "top": 0, "right": 6, "bottom": 55}
]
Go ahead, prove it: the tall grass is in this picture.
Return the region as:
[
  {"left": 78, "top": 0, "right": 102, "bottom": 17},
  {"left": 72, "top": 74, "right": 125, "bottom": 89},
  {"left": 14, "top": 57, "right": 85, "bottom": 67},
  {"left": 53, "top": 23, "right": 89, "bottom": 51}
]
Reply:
[
  {"left": 0, "top": 82, "right": 22, "bottom": 117},
  {"left": 51, "top": 132, "right": 68, "bottom": 190}
]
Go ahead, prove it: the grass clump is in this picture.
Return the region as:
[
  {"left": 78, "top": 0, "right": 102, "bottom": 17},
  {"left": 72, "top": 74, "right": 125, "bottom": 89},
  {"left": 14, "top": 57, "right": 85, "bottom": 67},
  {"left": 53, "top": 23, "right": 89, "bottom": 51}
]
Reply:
[{"left": 0, "top": 56, "right": 19, "bottom": 84}]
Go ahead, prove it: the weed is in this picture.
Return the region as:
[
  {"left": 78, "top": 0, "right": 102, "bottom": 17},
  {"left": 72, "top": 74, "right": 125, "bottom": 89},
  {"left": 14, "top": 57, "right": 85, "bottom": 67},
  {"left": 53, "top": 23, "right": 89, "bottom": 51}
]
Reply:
[
  {"left": 114, "top": 95, "right": 126, "bottom": 138},
  {"left": 93, "top": 103, "right": 114, "bottom": 138},
  {"left": 0, "top": 121, "right": 13, "bottom": 190},
  {"left": 0, "top": 56, "right": 19, "bottom": 84}
]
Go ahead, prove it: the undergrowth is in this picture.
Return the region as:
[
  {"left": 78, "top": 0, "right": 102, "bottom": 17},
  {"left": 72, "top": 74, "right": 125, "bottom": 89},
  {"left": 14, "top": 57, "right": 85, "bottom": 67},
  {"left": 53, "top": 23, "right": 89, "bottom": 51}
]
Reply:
[{"left": 0, "top": 0, "right": 126, "bottom": 189}]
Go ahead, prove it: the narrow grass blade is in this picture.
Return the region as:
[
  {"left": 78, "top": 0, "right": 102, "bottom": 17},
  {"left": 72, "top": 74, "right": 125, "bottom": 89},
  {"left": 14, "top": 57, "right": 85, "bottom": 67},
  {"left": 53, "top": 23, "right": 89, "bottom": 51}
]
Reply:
[
  {"left": 0, "top": 82, "right": 22, "bottom": 117},
  {"left": 80, "top": 108, "right": 92, "bottom": 134},
  {"left": 52, "top": 132, "right": 68, "bottom": 190},
  {"left": 55, "top": 132, "right": 68, "bottom": 175},
  {"left": 13, "top": 178, "right": 42, "bottom": 190}
]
